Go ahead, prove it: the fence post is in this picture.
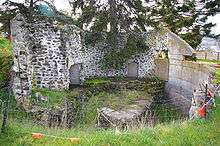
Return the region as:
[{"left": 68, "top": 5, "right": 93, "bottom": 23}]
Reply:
[
  {"left": 1, "top": 91, "right": 10, "bottom": 133},
  {"left": 218, "top": 52, "right": 220, "bottom": 61}
]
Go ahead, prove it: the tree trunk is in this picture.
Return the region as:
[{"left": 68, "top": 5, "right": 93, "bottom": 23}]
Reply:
[
  {"left": 108, "top": 0, "right": 118, "bottom": 32},
  {"left": 28, "top": 0, "right": 34, "bottom": 19}
]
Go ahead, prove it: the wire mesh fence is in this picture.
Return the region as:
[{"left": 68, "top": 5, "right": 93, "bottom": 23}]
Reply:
[
  {"left": 0, "top": 94, "right": 191, "bottom": 132},
  {"left": 0, "top": 79, "right": 219, "bottom": 145}
]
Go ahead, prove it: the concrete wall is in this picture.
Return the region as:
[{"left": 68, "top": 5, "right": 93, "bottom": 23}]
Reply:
[
  {"left": 166, "top": 61, "right": 214, "bottom": 114},
  {"left": 164, "top": 32, "right": 215, "bottom": 115},
  {"left": 154, "top": 58, "right": 169, "bottom": 81}
]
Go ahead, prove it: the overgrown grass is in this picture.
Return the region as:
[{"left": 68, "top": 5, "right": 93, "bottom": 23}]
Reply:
[
  {"left": 0, "top": 99, "right": 220, "bottom": 146},
  {"left": 77, "top": 90, "right": 150, "bottom": 126},
  {"left": 2, "top": 77, "right": 219, "bottom": 145},
  {"left": 0, "top": 36, "right": 12, "bottom": 87},
  {"left": 31, "top": 78, "right": 155, "bottom": 126},
  {"left": 213, "top": 69, "right": 220, "bottom": 84},
  {"left": 196, "top": 58, "right": 220, "bottom": 64},
  {"left": 84, "top": 77, "right": 111, "bottom": 86},
  {"left": 152, "top": 103, "right": 183, "bottom": 122},
  {"left": 31, "top": 88, "right": 79, "bottom": 108}
]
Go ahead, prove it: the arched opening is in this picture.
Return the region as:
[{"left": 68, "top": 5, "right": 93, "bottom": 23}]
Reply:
[
  {"left": 69, "top": 64, "right": 82, "bottom": 85},
  {"left": 127, "top": 62, "right": 138, "bottom": 78}
]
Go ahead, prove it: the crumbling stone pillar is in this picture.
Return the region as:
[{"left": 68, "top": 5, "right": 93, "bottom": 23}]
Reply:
[{"left": 11, "top": 14, "right": 32, "bottom": 109}]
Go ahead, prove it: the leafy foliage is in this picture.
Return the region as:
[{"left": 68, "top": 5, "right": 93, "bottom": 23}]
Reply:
[
  {"left": 214, "top": 69, "right": 220, "bottom": 84},
  {"left": 148, "top": 0, "right": 219, "bottom": 48},
  {"left": 0, "top": 0, "right": 74, "bottom": 37},
  {"left": 99, "top": 33, "right": 149, "bottom": 70},
  {"left": 69, "top": 0, "right": 150, "bottom": 69},
  {"left": 204, "top": 0, "right": 220, "bottom": 16},
  {"left": 70, "top": 0, "right": 148, "bottom": 32},
  {"left": 70, "top": 0, "right": 220, "bottom": 69},
  {"left": 0, "top": 36, "right": 13, "bottom": 86}
]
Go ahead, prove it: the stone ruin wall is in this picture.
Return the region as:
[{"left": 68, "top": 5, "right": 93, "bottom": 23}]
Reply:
[
  {"left": 70, "top": 31, "right": 169, "bottom": 81},
  {"left": 11, "top": 14, "right": 82, "bottom": 104},
  {"left": 11, "top": 15, "right": 32, "bottom": 105},
  {"left": 11, "top": 14, "right": 167, "bottom": 104},
  {"left": 11, "top": 14, "right": 215, "bottom": 116}
]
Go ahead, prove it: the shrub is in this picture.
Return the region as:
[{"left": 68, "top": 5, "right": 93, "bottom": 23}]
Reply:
[{"left": 0, "top": 36, "right": 13, "bottom": 86}]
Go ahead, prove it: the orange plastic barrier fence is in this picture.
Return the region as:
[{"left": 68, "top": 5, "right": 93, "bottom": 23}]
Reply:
[
  {"left": 32, "top": 133, "right": 45, "bottom": 139},
  {"left": 32, "top": 133, "right": 80, "bottom": 144}
]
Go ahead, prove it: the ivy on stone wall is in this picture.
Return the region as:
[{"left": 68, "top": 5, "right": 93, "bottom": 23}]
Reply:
[
  {"left": 84, "top": 31, "right": 149, "bottom": 70},
  {"left": 100, "top": 34, "right": 149, "bottom": 69},
  {"left": 84, "top": 32, "right": 105, "bottom": 47}
]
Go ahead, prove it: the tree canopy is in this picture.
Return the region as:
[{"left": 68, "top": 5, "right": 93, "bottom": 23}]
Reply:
[
  {"left": 0, "top": 0, "right": 73, "bottom": 37},
  {"left": 69, "top": 0, "right": 219, "bottom": 49},
  {"left": 68, "top": 0, "right": 150, "bottom": 69},
  {"left": 0, "top": 0, "right": 219, "bottom": 69}
]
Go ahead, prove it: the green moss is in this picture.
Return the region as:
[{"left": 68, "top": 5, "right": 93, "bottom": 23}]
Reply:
[{"left": 84, "top": 77, "right": 111, "bottom": 86}]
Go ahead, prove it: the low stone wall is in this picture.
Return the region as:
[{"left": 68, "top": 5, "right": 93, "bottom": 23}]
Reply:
[{"left": 30, "top": 99, "right": 74, "bottom": 128}]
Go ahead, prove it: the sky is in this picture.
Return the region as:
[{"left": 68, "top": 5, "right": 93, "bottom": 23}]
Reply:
[{"left": 0, "top": 0, "right": 220, "bottom": 34}]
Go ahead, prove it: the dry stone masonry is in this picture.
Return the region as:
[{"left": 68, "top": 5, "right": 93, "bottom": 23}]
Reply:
[
  {"left": 11, "top": 14, "right": 215, "bottom": 116},
  {"left": 11, "top": 14, "right": 167, "bottom": 104}
]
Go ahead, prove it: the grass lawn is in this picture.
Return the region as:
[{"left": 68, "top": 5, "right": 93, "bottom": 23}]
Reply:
[
  {"left": 196, "top": 58, "right": 220, "bottom": 64},
  {"left": 0, "top": 99, "right": 219, "bottom": 146},
  {"left": 214, "top": 69, "right": 220, "bottom": 84},
  {"left": 0, "top": 77, "right": 219, "bottom": 146}
]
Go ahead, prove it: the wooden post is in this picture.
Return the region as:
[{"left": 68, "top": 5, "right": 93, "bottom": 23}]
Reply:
[
  {"left": 217, "top": 52, "right": 220, "bottom": 61},
  {"left": 205, "top": 83, "right": 208, "bottom": 100},
  {"left": 1, "top": 91, "right": 9, "bottom": 133}
]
